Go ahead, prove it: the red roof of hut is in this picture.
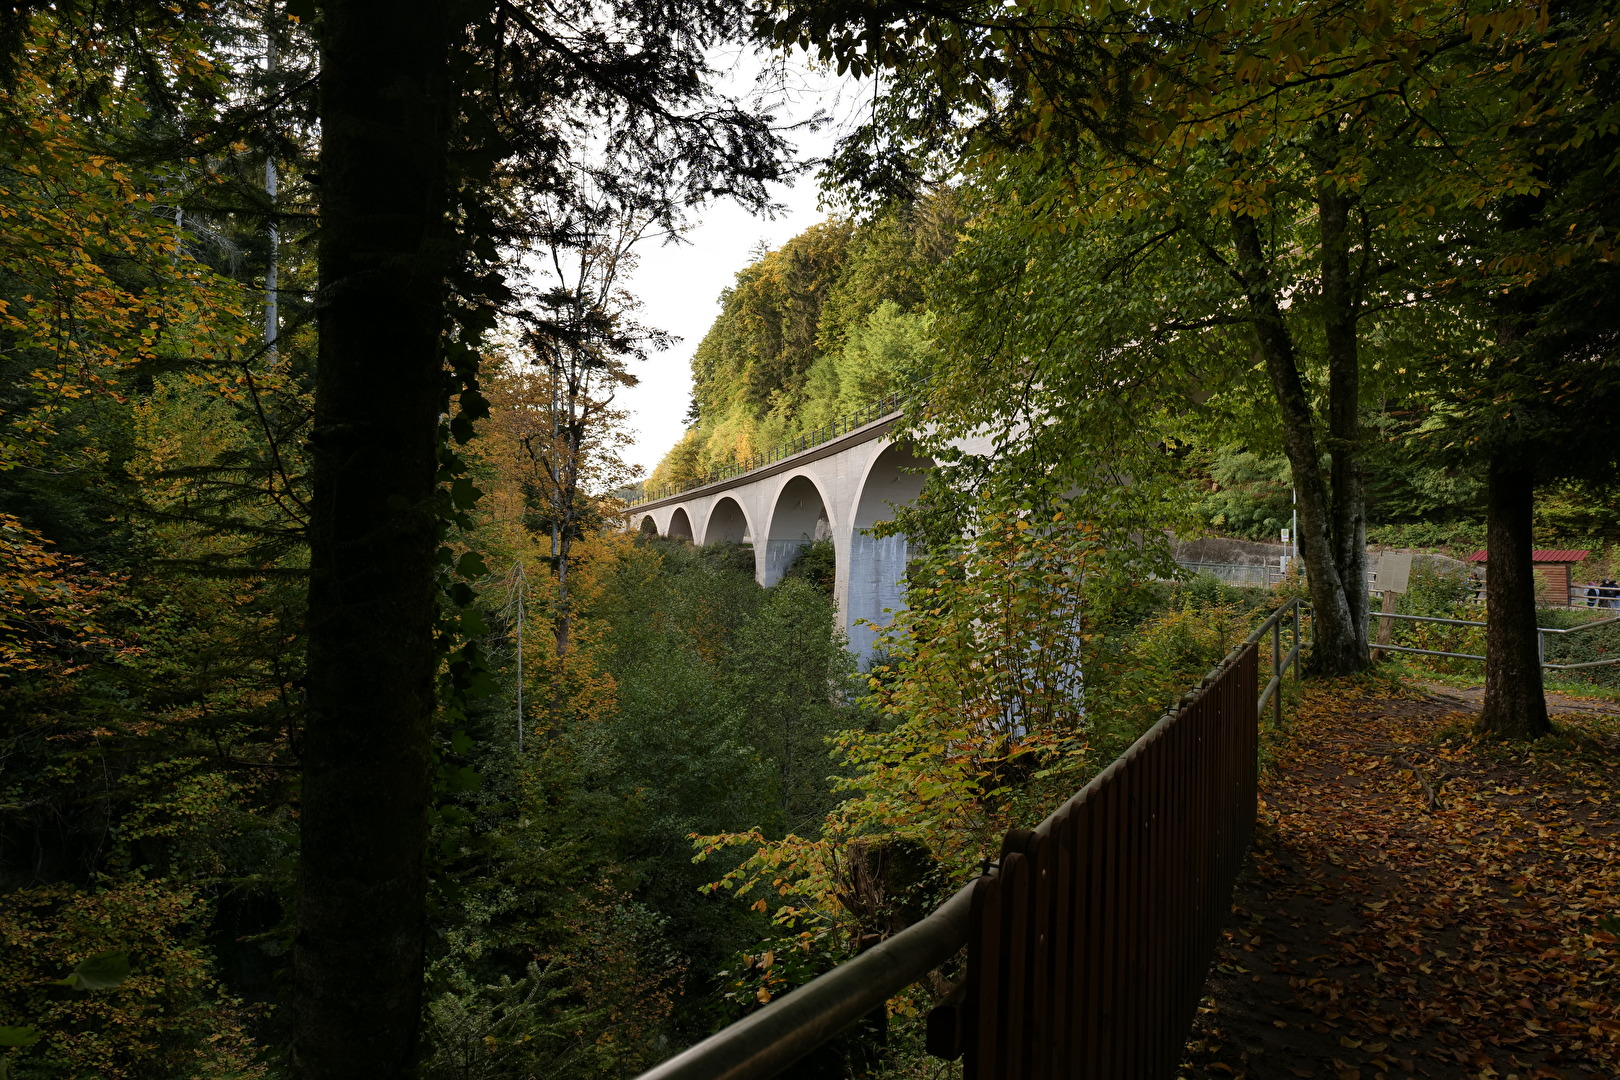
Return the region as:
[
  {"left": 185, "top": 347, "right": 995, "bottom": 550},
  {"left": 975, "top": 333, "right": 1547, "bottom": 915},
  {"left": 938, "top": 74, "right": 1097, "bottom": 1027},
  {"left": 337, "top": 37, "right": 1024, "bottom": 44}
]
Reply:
[{"left": 1466, "top": 549, "right": 1589, "bottom": 564}]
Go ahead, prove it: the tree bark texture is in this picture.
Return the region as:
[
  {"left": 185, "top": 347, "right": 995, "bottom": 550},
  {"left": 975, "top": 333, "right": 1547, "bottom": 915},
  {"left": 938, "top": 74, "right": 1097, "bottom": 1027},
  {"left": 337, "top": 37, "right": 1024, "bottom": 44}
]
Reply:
[
  {"left": 1318, "top": 179, "right": 1370, "bottom": 658},
  {"left": 295, "top": 3, "right": 451, "bottom": 1078},
  {"left": 1229, "top": 212, "right": 1365, "bottom": 675},
  {"left": 1478, "top": 454, "right": 1551, "bottom": 740}
]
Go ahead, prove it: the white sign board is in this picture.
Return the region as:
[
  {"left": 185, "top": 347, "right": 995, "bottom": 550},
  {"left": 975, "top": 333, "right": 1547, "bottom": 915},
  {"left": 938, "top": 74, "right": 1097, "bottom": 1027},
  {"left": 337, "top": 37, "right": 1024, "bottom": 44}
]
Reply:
[{"left": 1376, "top": 552, "right": 1413, "bottom": 594}]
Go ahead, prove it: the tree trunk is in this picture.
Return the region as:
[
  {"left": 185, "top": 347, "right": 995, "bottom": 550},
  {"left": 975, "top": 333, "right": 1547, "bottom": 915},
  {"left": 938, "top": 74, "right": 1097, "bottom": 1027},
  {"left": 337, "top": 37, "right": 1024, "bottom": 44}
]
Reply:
[
  {"left": 1318, "top": 180, "right": 1369, "bottom": 657},
  {"left": 295, "top": 3, "right": 450, "bottom": 1078},
  {"left": 1229, "top": 212, "right": 1365, "bottom": 675},
  {"left": 1478, "top": 454, "right": 1550, "bottom": 740}
]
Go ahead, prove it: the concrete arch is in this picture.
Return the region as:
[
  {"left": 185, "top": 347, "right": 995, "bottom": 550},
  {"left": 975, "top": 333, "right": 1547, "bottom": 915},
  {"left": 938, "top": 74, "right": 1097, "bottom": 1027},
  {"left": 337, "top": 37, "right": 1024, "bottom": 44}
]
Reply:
[
  {"left": 853, "top": 441, "right": 934, "bottom": 529},
  {"left": 638, "top": 515, "right": 658, "bottom": 537},
  {"left": 762, "top": 473, "right": 834, "bottom": 586},
  {"left": 667, "top": 506, "right": 694, "bottom": 542},
  {"left": 700, "top": 495, "right": 753, "bottom": 546},
  {"left": 847, "top": 442, "right": 935, "bottom": 658}
]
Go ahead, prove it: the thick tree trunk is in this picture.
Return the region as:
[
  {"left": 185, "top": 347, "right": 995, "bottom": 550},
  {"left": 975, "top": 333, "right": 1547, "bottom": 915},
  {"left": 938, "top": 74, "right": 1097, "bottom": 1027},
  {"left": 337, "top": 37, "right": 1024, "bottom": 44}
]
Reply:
[
  {"left": 1229, "top": 212, "right": 1366, "bottom": 675},
  {"left": 295, "top": 3, "right": 450, "bottom": 1078},
  {"left": 1318, "top": 181, "right": 1370, "bottom": 657},
  {"left": 1478, "top": 455, "right": 1550, "bottom": 740}
]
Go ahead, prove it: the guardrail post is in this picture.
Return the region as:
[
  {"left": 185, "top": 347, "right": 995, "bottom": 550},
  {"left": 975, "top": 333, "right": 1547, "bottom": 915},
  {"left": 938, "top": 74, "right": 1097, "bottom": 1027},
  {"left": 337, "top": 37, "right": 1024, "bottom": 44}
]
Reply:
[
  {"left": 1272, "top": 618, "right": 1282, "bottom": 728},
  {"left": 1294, "top": 602, "right": 1302, "bottom": 684},
  {"left": 1372, "top": 590, "right": 1396, "bottom": 662}
]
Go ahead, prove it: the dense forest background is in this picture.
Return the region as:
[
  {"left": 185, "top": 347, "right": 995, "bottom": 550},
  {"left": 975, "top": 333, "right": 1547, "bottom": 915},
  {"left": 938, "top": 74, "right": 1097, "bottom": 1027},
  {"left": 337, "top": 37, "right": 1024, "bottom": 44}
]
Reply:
[
  {"left": 0, "top": 0, "right": 1615, "bottom": 1077},
  {"left": 648, "top": 200, "right": 955, "bottom": 490}
]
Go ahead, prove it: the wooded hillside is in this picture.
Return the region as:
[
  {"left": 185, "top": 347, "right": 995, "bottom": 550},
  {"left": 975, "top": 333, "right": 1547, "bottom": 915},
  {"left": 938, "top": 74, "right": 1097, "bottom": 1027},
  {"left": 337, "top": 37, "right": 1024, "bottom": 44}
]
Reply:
[
  {"left": 649, "top": 198, "right": 956, "bottom": 489},
  {"left": 0, "top": 0, "right": 1615, "bottom": 1077}
]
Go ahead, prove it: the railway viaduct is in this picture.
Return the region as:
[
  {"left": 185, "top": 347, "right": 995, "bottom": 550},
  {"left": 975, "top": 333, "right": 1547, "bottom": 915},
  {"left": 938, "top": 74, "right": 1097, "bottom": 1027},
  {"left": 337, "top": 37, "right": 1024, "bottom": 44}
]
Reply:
[{"left": 628, "top": 410, "right": 993, "bottom": 660}]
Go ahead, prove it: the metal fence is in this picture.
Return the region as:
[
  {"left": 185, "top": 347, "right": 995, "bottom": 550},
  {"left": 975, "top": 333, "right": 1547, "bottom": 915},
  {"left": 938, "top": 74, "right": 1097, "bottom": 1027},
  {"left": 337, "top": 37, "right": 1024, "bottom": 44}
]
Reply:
[
  {"left": 935, "top": 635, "right": 1262, "bottom": 1078},
  {"left": 1567, "top": 585, "right": 1620, "bottom": 609},
  {"left": 634, "top": 601, "right": 1303, "bottom": 1080},
  {"left": 1174, "top": 561, "right": 1286, "bottom": 588},
  {"left": 1369, "top": 610, "right": 1620, "bottom": 670}
]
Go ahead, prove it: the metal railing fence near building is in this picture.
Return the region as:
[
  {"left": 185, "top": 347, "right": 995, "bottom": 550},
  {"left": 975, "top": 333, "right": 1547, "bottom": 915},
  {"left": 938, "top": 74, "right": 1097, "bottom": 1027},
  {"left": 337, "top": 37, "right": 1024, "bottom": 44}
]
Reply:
[
  {"left": 1370, "top": 610, "right": 1620, "bottom": 670},
  {"left": 1568, "top": 584, "right": 1620, "bottom": 609},
  {"left": 634, "top": 600, "right": 1306, "bottom": 1080},
  {"left": 1174, "top": 561, "right": 1286, "bottom": 588}
]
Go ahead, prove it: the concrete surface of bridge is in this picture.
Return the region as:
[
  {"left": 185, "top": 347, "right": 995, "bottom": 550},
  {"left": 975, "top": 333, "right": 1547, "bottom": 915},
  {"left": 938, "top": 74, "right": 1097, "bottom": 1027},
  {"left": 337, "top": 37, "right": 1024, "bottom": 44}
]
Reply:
[{"left": 628, "top": 411, "right": 992, "bottom": 660}]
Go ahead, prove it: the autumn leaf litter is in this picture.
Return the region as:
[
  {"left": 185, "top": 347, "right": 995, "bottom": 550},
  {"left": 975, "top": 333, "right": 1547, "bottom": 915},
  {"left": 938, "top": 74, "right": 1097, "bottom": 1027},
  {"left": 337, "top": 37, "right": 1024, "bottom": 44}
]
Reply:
[{"left": 1180, "top": 679, "right": 1620, "bottom": 1079}]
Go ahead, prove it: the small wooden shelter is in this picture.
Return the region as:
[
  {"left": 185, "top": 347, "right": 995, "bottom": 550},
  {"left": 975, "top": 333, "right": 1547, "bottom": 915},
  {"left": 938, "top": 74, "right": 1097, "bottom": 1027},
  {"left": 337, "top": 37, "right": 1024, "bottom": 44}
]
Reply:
[{"left": 1467, "top": 548, "right": 1590, "bottom": 606}]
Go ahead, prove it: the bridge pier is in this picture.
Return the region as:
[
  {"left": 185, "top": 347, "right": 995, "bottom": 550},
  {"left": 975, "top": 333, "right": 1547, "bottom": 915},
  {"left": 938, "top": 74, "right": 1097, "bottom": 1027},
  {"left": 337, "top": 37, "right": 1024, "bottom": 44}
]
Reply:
[{"left": 630, "top": 415, "right": 991, "bottom": 663}]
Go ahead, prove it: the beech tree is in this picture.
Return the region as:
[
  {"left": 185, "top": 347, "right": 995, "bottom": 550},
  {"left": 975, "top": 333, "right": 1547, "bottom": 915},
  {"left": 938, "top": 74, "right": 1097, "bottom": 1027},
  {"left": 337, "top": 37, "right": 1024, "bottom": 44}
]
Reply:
[
  {"left": 768, "top": 0, "right": 1617, "bottom": 675},
  {"left": 1438, "top": 202, "right": 1620, "bottom": 739},
  {"left": 1404, "top": 0, "right": 1620, "bottom": 740},
  {"left": 512, "top": 196, "right": 656, "bottom": 665}
]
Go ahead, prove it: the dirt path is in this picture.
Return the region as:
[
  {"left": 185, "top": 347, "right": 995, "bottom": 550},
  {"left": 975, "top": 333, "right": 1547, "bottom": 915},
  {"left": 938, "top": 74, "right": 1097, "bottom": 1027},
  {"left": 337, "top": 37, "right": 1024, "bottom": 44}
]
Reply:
[
  {"left": 1416, "top": 681, "right": 1620, "bottom": 721},
  {"left": 1178, "top": 682, "right": 1620, "bottom": 1080}
]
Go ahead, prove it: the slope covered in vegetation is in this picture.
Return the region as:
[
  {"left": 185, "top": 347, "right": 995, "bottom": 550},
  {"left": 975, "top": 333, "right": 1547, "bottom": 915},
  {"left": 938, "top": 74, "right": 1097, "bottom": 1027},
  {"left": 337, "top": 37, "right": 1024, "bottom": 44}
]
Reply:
[
  {"left": 1, "top": 0, "right": 1615, "bottom": 1076},
  {"left": 648, "top": 198, "right": 956, "bottom": 490}
]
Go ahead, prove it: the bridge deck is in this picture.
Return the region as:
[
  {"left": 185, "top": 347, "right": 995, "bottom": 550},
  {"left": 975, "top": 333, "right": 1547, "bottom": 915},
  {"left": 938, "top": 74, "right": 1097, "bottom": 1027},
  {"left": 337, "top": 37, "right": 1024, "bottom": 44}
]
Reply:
[{"left": 628, "top": 409, "right": 904, "bottom": 513}]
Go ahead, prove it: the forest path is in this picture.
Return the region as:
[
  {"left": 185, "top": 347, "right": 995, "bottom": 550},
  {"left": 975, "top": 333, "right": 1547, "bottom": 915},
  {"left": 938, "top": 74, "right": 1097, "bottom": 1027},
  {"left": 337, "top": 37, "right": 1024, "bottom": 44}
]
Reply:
[
  {"left": 1177, "top": 679, "right": 1620, "bottom": 1080},
  {"left": 1414, "top": 681, "right": 1620, "bottom": 721}
]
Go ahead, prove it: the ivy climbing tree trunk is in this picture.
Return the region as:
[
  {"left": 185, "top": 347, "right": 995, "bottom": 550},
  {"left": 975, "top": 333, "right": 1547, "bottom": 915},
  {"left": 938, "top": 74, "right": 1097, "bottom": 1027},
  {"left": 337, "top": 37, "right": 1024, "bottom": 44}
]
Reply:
[
  {"left": 1229, "top": 211, "right": 1367, "bottom": 675},
  {"left": 294, "top": 2, "right": 451, "bottom": 1078},
  {"left": 1478, "top": 455, "right": 1551, "bottom": 740}
]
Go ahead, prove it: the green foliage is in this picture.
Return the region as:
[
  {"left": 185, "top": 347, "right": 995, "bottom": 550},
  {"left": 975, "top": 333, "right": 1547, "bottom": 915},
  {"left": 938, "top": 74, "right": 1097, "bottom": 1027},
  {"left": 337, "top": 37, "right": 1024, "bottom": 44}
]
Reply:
[
  {"left": 0, "top": 10, "right": 314, "bottom": 1076},
  {"left": 423, "top": 533, "right": 861, "bottom": 1067},
  {"left": 726, "top": 576, "right": 857, "bottom": 835},
  {"left": 0, "top": 878, "right": 263, "bottom": 1080},
  {"left": 1374, "top": 562, "right": 1620, "bottom": 688},
  {"left": 1178, "top": 572, "right": 1253, "bottom": 609},
  {"left": 1087, "top": 598, "right": 1259, "bottom": 734},
  {"left": 1366, "top": 522, "right": 1488, "bottom": 551},
  {"left": 693, "top": 500, "right": 1260, "bottom": 1033},
  {"left": 782, "top": 537, "right": 838, "bottom": 596},
  {"left": 1372, "top": 563, "right": 1487, "bottom": 676},
  {"left": 51, "top": 951, "right": 132, "bottom": 992},
  {"left": 1537, "top": 614, "right": 1620, "bottom": 691},
  {"left": 1195, "top": 450, "right": 1294, "bottom": 541},
  {"left": 651, "top": 200, "right": 956, "bottom": 488}
]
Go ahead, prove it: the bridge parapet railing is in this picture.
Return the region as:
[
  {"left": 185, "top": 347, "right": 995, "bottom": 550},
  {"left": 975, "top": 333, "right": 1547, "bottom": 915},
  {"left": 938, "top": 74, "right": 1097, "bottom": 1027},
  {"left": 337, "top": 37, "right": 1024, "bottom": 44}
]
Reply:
[
  {"left": 629, "top": 393, "right": 905, "bottom": 509},
  {"left": 633, "top": 599, "right": 1306, "bottom": 1080}
]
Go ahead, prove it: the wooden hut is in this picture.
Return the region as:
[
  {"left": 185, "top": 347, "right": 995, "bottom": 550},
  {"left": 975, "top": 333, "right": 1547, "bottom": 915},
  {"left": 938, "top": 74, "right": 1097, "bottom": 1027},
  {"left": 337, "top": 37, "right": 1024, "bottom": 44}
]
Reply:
[{"left": 1467, "top": 549, "right": 1590, "bottom": 606}]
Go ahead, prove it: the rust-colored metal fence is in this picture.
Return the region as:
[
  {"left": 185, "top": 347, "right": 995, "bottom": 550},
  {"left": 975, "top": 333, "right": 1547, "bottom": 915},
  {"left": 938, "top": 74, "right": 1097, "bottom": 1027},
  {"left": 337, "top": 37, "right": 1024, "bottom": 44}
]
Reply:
[
  {"left": 927, "top": 640, "right": 1259, "bottom": 1078},
  {"left": 636, "top": 602, "right": 1298, "bottom": 1080}
]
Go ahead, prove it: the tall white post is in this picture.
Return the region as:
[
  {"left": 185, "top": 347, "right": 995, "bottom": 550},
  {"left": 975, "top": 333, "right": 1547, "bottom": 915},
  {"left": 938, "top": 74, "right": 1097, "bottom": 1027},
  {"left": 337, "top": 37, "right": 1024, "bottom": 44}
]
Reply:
[
  {"left": 515, "top": 563, "right": 525, "bottom": 751},
  {"left": 263, "top": 24, "right": 279, "bottom": 361}
]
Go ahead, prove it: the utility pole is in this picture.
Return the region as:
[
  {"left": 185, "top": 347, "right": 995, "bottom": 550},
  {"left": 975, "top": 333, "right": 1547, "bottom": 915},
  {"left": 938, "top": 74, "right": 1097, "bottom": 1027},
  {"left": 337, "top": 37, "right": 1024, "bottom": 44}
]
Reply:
[
  {"left": 505, "top": 566, "right": 524, "bottom": 751},
  {"left": 1291, "top": 487, "right": 1298, "bottom": 570},
  {"left": 550, "top": 374, "right": 561, "bottom": 565},
  {"left": 509, "top": 561, "right": 526, "bottom": 751},
  {"left": 263, "top": 9, "right": 279, "bottom": 361}
]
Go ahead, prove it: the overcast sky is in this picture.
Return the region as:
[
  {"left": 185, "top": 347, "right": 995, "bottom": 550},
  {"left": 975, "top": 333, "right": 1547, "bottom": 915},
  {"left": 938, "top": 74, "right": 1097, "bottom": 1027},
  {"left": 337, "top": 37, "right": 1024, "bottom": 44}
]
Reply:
[{"left": 614, "top": 50, "right": 867, "bottom": 479}]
